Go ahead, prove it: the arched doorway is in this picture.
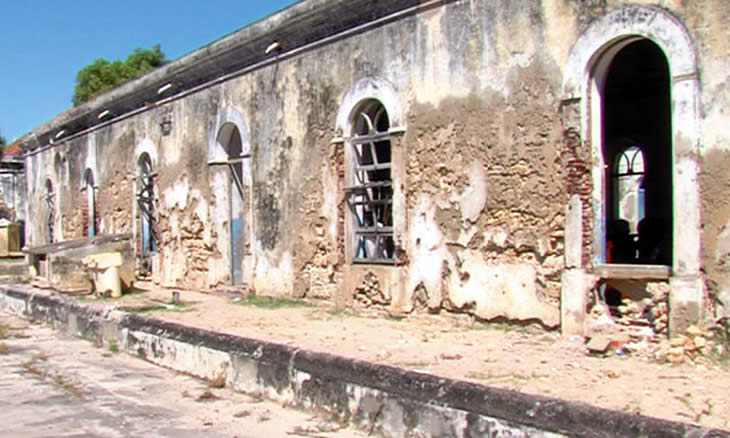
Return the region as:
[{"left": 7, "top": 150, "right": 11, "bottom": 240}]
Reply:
[
  {"left": 216, "top": 123, "right": 245, "bottom": 285},
  {"left": 137, "top": 153, "right": 156, "bottom": 275},
  {"left": 560, "top": 5, "right": 703, "bottom": 335},
  {"left": 53, "top": 153, "right": 66, "bottom": 242},
  {"left": 602, "top": 39, "right": 672, "bottom": 266}
]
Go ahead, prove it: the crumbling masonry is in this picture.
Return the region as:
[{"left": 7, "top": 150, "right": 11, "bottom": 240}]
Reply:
[{"left": 19, "top": 0, "right": 730, "bottom": 334}]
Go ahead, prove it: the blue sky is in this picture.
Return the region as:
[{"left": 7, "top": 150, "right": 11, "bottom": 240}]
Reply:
[{"left": 0, "top": 0, "right": 298, "bottom": 142}]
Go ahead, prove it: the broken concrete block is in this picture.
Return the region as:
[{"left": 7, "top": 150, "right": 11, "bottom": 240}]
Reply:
[{"left": 586, "top": 336, "right": 611, "bottom": 354}]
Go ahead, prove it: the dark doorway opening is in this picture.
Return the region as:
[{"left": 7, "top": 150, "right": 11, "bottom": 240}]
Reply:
[{"left": 603, "top": 39, "right": 672, "bottom": 266}]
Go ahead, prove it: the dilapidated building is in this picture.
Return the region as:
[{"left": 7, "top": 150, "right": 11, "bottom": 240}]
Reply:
[
  {"left": 0, "top": 140, "right": 26, "bottom": 228},
  {"left": 18, "top": 0, "right": 730, "bottom": 335}
]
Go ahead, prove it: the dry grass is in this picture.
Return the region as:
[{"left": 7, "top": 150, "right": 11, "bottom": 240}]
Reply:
[
  {"left": 208, "top": 372, "right": 226, "bottom": 389},
  {"left": 195, "top": 390, "right": 221, "bottom": 402},
  {"left": 0, "top": 343, "right": 8, "bottom": 355},
  {"left": 21, "top": 357, "right": 44, "bottom": 377},
  {"left": 51, "top": 373, "right": 84, "bottom": 398},
  {"left": 21, "top": 355, "right": 83, "bottom": 398}
]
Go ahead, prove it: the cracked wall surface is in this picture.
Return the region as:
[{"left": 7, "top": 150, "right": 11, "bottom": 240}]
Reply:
[{"left": 22, "top": 0, "right": 730, "bottom": 326}]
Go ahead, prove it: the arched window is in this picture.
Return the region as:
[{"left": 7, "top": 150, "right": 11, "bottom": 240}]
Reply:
[
  {"left": 613, "top": 146, "right": 645, "bottom": 235},
  {"left": 83, "top": 169, "right": 98, "bottom": 237},
  {"left": 137, "top": 153, "right": 156, "bottom": 261},
  {"left": 216, "top": 122, "right": 245, "bottom": 285},
  {"left": 347, "top": 99, "right": 394, "bottom": 263},
  {"left": 45, "top": 179, "right": 55, "bottom": 243}
]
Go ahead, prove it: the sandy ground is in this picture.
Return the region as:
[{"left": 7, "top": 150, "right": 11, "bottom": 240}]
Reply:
[{"left": 65, "top": 284, "right": 730, "bottom": 431}]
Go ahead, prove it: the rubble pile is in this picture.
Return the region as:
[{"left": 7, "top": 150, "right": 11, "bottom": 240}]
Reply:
[
  {"left": 354, "top": 273, "right": 390, "bottom": 308},
  {"left": 616, "top": 296, "right": 668, "bottom": 336},
  {"left": 584, "top": 284, "right": 730, "bottom": 365},
  {"left": 653, "top": 324, "right": 720, "bottom": 364}
]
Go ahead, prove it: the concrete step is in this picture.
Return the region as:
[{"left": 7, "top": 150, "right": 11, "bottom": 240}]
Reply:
[{"left": 0, "top": 259, "right": 28, "bottom": 277}]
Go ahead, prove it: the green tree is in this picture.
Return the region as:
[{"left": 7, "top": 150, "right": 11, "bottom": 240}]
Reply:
[
  {"left": 0, "top": 133, "right": 6, "bottom": 155},
  {"left": 72, "top": 44, "right": 167, "bottom": 106}
]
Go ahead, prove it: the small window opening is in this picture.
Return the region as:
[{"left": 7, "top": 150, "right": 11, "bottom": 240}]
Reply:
[{"left": 346, "top": 100, "right": 394, "bottom": 263}]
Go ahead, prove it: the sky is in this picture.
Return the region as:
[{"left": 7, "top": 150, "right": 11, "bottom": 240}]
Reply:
[{"left": 0, "top": 0, "right": 298, "bottom": 142}]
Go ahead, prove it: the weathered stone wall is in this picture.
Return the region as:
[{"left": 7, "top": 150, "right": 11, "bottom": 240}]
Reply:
[{"left": 22, "top": 0, "right": 730, "bottom": 325}]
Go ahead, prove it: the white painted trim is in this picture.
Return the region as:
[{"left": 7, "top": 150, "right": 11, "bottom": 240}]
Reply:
[
  {"left": 335, "top": 77, "right": 405, "bottom": 136},
  {"left": 209, "top": 105, "right": 251, "bottom": 164},
  {"left": 134, "top": 138, "right": 158, "bottom": 169},
  {"left": 562, "top": 5, "right": 701, "bottom": 277},
  {"left": 209, "top": 104, "right": 253, "bottom": 287},
  {"left": 563, "top": 5, "right": 697, "bottom": 103}
]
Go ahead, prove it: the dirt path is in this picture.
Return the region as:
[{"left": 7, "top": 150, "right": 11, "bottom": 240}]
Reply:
[{"left": 75, "top": 285, "right": 730, "bottom": 431}]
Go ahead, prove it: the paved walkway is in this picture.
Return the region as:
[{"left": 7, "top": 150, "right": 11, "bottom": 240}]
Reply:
[
  {"left": 0, "top": 310, "right": 366, "bottom": 438},
  {"left": 35, "top": 283, "right": 730, "bottom": 430}
]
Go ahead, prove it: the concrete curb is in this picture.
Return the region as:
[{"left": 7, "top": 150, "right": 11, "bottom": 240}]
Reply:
[{"left": 1, "top": 284, "right": 727, "bottom": 438}]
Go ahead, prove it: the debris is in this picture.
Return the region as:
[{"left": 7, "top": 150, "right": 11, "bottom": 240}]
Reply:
[
  {"left": 290, "top": 422, "right": 342, "bottom": 436},
  {"left": 233, "top": 410, "right": 251, "bottom": 418},
  {"left": 586, "top": 336, "right": 611, "bottom": 354},
  {"left": 653, "top": 323, "right": 725, "bottom": 365},
  {"left": 686, "top": 325, "right": 703, "bottom": 337},
  {"left": 439, "top": 353, "right": 463, "bottom": 360},
  {"left": 196, "top": 390, "right": 221, "bottom": 402},
  {"left": 605, "top": 370, "right": 619, "bottom": 379}
]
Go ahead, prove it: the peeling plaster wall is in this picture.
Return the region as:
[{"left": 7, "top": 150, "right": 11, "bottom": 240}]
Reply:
[{"left": 22, "top": 0, "right": 730, "bottom": 324}]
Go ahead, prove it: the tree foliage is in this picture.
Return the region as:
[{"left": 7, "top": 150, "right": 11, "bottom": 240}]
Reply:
[
  {"left": 0, "top": 133, "right": 6, "bottom": 155},
  {"left": 72, "top": 45, "right": 167, "bottom": 106}
]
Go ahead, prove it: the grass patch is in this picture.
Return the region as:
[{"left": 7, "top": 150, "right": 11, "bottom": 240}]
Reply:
[
  {"left": 107, "top": 339, "right": 119, "bottom": 353},
  {"left": 121, "top": 301, "right": 195, "bottom": 314},
  {"left": 78, "top": 287, "right": 146, "bottom": 302},
  {"left": 0, "top": 322, "right": 8, "bottom": 340},
  {"left": 307, "top": 307, "right": 358, "bottom": 321},
  {"left": 121, "top": 286, "right": 147, "bottom": 296},
  {"left": 232, "top": 295, "right": 312, "bottom": 310},
  {"left": 395, "top": 360, "right": 432, "bottom": 369},
  {"left": 466, "top": 371, "right": 531, "bottom": 382},
  {"left": 708, "top": 317, "right": 730, "bottom": 369}
]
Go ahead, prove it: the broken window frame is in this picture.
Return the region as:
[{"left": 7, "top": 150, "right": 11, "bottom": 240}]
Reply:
[
  {"left": 227, "top": 156, "right": 245, "bottom": 201},
  {"left": 44, "top": 180, "right": 54, "bottom": 244},
  {"left": 136, "top": 168, "right": 158, "bottom": 256},
  {"left": 82, "top": 170, "right": 98, "bottom": 238},
  {"left": 346, "top": 102, "right": 395, "bottom": 265}
]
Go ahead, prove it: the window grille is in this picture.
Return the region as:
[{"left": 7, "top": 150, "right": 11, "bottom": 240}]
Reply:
[
  {"left": 137, "top": 155, "right": 157, "bottom": 256},
  {"left": 346, "top": 101, "right": 394, "bottom": 263},
  {"left": 44, "top": 180, "right": 54, "bottom": 244}
]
